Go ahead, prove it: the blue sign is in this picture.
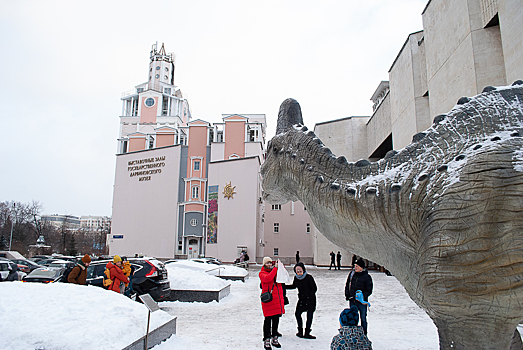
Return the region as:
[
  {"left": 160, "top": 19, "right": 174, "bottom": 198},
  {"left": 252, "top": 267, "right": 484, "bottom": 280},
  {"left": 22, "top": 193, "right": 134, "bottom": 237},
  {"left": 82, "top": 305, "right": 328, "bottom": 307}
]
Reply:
[{"left": 113, "top": 235, "right": 124, "bottom": 239}]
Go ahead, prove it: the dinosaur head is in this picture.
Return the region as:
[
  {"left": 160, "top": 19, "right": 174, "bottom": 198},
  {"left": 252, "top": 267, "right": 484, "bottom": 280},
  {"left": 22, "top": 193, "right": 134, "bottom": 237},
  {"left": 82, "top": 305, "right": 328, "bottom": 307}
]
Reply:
[
  {"left": 261, "top": 98, "right": 305, "bottom": 204},
  {"left": 275, "top": 98, "right": 303, "bottom": 135}
]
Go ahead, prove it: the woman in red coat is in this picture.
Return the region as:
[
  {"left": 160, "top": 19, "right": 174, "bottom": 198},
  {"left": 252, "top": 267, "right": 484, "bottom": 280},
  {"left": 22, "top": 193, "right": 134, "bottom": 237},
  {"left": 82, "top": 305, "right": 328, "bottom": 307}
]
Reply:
[
  {"left": 105, "top": 255, "right": 129, "bottom": 293},
  {"left": 259, "top": 257, "right": 285, "bottom": 350}
]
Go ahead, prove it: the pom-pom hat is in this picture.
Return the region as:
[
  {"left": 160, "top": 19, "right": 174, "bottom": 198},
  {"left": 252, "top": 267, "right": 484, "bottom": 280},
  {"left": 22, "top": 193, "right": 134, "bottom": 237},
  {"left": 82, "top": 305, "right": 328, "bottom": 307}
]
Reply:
[{"left": 339, "top": 305, "right": 360, "bottom": 327}]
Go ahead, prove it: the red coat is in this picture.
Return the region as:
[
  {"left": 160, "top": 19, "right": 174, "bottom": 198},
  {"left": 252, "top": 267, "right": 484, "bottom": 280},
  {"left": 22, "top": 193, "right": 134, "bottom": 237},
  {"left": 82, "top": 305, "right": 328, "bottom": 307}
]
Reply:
[
  {"left": 259, "top": 266, "right": 285, "bottom": 317},
  {"left": 106, "top": 262, "right": 129, "bottom": 293}
]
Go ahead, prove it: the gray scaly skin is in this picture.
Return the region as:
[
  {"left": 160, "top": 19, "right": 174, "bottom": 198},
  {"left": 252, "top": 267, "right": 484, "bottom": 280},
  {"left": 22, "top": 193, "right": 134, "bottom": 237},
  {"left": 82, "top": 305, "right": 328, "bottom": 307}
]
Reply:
[{"left": 261, "top": 82, "right": 523, "bottom": 350}]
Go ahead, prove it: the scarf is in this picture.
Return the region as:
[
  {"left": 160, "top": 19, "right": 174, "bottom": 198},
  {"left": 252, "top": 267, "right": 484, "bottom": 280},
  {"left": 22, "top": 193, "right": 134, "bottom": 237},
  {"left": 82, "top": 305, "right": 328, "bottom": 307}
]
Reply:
[{"left": 296, "top": 271, "right": 307, "bottom": 280}]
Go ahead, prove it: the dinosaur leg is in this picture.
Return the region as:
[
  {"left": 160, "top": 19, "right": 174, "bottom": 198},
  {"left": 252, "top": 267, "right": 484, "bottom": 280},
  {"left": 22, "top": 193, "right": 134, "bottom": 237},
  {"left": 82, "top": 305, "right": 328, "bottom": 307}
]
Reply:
[{"left": 434, "top": 318, "right": 517, "bottom": 350}]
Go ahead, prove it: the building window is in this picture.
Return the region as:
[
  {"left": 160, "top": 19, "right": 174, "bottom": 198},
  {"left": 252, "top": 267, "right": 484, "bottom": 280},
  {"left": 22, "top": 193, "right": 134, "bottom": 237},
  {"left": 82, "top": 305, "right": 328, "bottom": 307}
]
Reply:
[
  {"left": 274, "top": 248, "right": 279, "bottom": 256},
  {"left": 156, "top": 66, "right": 160, "bottom": 70},
  {"left": 306, "top": 223, "right": 311, "bottom": 233},
  {"left": 271, "top": 204, "right": 281, "bottom": 211},
  {"left": 273, "top": 223, "right": 279, "bottom": 233},
  {"left": 190, "top": 219, "right": 198, "bottom": 227},
  {"left": 194, "top": 161, "right": 200, "bottom": 171},
  {"left": 192, "top": 186, "right": 199, "bottom": 199},
  {"left": 304, "top": 206, "right": 307, "bottom": 211}
]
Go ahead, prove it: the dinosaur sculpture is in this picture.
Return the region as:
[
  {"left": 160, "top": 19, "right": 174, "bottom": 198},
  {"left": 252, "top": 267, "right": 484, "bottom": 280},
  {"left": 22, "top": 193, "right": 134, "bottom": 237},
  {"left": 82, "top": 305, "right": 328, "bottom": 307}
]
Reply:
[{"left": 261, "top": 82, "right": 523, "bottom": 350}]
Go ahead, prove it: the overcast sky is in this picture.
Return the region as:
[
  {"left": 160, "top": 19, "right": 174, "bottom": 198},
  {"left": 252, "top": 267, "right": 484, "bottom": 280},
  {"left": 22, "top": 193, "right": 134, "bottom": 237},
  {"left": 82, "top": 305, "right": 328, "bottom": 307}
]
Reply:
[{"left": 0, "top": 0, "right": 427, "bottom": 217}]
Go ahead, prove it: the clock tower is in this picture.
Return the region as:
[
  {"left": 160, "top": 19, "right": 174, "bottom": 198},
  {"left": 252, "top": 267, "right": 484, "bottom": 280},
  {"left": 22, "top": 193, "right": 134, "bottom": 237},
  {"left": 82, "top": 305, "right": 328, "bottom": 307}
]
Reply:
[{"left": 148, "top": 42, "right": 175, "bottom": 89}]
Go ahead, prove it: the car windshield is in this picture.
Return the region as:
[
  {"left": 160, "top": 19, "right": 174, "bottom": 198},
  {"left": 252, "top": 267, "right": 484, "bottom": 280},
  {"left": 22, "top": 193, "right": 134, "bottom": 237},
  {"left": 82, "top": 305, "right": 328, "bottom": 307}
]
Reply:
[{"left": 27, "top": 269, "right": 61, "bottom": 278}]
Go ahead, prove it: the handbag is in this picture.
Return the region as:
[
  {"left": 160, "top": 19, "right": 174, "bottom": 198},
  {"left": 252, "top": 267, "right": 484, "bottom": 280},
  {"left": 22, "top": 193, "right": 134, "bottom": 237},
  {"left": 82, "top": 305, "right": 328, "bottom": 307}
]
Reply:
[{"left": 261, "top": 281, "right": 275, "bottom": 303}]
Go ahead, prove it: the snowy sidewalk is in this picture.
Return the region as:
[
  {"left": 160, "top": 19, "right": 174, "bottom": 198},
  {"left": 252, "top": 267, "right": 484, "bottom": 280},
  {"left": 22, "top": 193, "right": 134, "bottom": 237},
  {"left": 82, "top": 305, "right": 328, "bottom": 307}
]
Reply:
[{"left": 156, "top": 266, "right": 439, "bottom": 349}]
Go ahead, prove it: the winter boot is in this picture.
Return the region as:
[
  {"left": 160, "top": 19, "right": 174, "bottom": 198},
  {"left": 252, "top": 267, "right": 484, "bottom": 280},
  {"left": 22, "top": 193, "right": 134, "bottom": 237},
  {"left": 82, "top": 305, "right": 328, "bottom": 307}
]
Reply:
[
  {"left": 264, "top": 338, "right": 272, "bottom": 350},
  {"left": 304, "top": 328, "right": 316, "bottom": 339},
  {"left": 271, "top": 336, "right": 282, "bottom": 348},
  {"left": 296, "top": 327, "right": 304, "bottom": 338}
]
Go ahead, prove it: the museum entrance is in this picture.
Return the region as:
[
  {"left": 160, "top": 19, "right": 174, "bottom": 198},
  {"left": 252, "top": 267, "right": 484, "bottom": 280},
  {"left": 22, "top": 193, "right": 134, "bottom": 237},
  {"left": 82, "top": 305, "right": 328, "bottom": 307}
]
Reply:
[{"left": 188, "top": 238, "right": 199, "bottom": 259}]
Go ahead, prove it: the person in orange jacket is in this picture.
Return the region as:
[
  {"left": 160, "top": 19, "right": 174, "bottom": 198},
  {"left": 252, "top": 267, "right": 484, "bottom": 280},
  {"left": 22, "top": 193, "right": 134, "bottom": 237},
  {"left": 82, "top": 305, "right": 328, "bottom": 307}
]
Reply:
[
  {"left": 105, "top": 255, "right": 129, "bottom": 293},
  {"left": 259, "top": 256, "right": 285, "bottom": 349}
]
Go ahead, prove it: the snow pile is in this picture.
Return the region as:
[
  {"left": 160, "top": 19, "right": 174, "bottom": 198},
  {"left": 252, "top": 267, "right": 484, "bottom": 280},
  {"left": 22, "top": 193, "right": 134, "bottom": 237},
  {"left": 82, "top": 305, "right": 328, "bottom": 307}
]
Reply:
[
  {"left": 0, "top": 282, "right": 174, "bottom": 350},
  {"left": 165, "top": 261, "right": 230, "bottom": 291}
]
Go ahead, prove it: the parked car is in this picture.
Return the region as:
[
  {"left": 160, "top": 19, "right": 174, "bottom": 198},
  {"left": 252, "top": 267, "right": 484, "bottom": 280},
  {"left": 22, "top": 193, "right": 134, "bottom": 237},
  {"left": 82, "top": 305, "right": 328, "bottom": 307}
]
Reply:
[
  {"left": 28, "top": 255, "right": 53, "bottom": 264},
  {"left": 47, "top": 260, "right": 76, "bottom": 269},
  {"left": 86, "top": 258, "right": 170, "bottom": 302},
  {"left": 10, "top": 259, "right": 43, "bottom": 273},
  {"left": 22, "top": 267, "right": 66, "bottom": 283},
  {"left": 36, "top": 259, "right": 62, "bottom": 267}
]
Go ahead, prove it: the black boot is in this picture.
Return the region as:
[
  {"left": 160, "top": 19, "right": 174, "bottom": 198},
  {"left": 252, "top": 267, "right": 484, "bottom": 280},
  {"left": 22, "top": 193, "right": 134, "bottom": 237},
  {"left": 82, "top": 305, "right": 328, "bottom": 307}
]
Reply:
[
  {"left": 296, "top": 327, "right": 304, "bottom": 338},
  {"left": 304, "top": 328, "right": 316, "bottom": 339}
]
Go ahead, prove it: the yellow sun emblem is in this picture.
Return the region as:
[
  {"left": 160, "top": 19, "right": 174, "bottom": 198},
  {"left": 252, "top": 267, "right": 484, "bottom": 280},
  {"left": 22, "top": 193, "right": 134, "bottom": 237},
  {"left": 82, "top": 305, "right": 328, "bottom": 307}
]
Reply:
[{"left": 223, "top": 181, "right": 236, "bottom": 200}]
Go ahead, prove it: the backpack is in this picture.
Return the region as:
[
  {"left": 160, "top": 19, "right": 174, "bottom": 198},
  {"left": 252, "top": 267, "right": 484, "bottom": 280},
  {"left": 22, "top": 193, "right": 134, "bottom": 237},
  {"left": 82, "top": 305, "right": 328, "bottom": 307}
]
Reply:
[
  {"left": 103, "top": 267, "right": 113, "bottom": 289},
  {"left": 62, "top": 266, "right": 77, "bottom": 283}
]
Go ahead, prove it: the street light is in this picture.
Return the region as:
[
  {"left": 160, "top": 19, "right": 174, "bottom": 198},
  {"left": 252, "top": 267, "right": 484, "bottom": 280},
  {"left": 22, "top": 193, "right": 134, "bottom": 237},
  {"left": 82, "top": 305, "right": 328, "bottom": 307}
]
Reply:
[{"left": 9, "top": 203, "right": 16, "bottom": 251}]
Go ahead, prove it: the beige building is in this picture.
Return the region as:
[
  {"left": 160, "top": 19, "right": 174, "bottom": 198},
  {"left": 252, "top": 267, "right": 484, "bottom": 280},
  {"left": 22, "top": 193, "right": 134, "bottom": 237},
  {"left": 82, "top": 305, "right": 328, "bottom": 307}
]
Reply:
[{"left": 312, "top": 0, "right": 522, "bottom": 266}]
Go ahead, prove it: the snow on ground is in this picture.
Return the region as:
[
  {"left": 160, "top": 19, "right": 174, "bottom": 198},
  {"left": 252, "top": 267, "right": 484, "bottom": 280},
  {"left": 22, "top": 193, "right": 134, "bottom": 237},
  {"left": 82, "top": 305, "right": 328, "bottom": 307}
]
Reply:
[
  {"left": 166, "top": 261, "right": 248, "bottom": 290},
  {"left": 155, "top": 266, "right": 439, "bottom": 350},
  {"left": 0, "top": 282, "right": 174, "bottom": 350}
]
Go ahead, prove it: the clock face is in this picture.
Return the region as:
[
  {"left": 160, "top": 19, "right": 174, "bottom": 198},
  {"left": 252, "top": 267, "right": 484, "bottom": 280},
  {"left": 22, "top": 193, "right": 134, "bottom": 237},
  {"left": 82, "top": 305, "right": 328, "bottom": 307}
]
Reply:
[{"left": 145, "top": 98, "right": 155, "bottom": 107}]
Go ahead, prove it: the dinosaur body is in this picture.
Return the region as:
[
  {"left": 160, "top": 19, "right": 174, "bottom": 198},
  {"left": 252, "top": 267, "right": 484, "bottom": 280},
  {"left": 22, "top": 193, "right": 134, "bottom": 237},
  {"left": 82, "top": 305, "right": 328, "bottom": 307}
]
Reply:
[{"left": 261, "top": 82, "right": 523, "bottom": 350}]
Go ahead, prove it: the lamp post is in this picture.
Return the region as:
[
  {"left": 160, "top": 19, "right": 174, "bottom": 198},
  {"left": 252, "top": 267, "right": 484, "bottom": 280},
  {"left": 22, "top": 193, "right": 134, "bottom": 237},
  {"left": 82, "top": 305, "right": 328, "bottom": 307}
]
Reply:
[{"left": 9, "top": 203, "right": 16, "bottom": 251}]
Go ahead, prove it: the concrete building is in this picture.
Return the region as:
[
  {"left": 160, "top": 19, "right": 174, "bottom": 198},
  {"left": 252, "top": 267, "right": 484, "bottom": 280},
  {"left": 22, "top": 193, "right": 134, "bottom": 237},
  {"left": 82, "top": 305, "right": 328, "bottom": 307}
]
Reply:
[
  {"left": 41, "top": 214, "right": 81, "bottom": 230},
  {"left": 80, "top": 216, "right": 111, "bottom": 232},
  {"left": 110, "top": 43, "right": 267, "bottom": 262},
  {"left": 312, "top": 0, "right": 522, "bottom": 266}
]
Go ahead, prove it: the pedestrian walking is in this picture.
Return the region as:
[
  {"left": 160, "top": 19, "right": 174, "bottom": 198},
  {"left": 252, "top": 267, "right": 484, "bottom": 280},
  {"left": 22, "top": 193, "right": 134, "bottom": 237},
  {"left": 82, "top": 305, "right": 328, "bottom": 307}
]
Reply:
[
  {"left": 344, "top": 258, "right": 373, "bottom": 335},
  {"left": 68, "top": 254, "right": 91, "bottom": 285},
  {"left": 286, "top": 262, "right": 317, "bottom": 339},
  {"left": 336, "top": 251, "right": 342, "bottom": 270},
  {"left": 331, "top": 305, "right": 372, "bottom": 350},
  {"left": 295, "top": 251, "right": 300, "bottom": 264},
  {"left": 259, "top": 257, "right": 285, "bottom": 350},
  {"left": 329, "top": 251, "right": 336, "bottom": 270}
]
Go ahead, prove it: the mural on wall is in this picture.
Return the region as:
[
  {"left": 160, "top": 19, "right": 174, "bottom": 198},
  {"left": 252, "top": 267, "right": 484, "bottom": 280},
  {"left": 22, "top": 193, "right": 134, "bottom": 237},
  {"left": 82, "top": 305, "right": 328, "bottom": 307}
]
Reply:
[{"left": 207, "top": 185, "right": 218, "bottom": 244}]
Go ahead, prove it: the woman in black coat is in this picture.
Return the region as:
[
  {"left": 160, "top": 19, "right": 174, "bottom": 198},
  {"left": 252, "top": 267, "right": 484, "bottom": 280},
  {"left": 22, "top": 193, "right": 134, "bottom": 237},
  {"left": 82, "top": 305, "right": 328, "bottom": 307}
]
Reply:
[{"left": 286, "top": 262, "right": 317, "bottom": 339}]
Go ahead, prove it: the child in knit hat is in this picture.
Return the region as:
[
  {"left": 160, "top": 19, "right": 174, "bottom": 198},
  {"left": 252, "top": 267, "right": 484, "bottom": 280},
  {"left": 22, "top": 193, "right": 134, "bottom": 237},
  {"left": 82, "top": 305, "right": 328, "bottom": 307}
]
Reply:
[{"left": 330, "top": 305, "right": 372, "bottom": 350}]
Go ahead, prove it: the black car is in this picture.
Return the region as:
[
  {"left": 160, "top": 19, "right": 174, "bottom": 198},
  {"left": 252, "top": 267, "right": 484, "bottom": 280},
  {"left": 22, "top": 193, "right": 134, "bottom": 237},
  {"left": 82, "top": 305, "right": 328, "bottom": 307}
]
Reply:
[
  {"left": 22, "top": 267, "right": 65, "bottom": 283},
  {"left": 86, "top": 258, "right": 170, "bottom": 302}
]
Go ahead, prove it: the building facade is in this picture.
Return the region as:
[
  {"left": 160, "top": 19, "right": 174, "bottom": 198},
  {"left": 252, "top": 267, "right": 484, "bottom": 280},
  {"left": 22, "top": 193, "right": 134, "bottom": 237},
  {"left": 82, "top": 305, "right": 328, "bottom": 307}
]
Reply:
[
  {"left": 311, "top": 0, "right": 523, "bottom": 265},
  {"left": 110, "top": 44, "right": 267, "bottom": 262}
]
